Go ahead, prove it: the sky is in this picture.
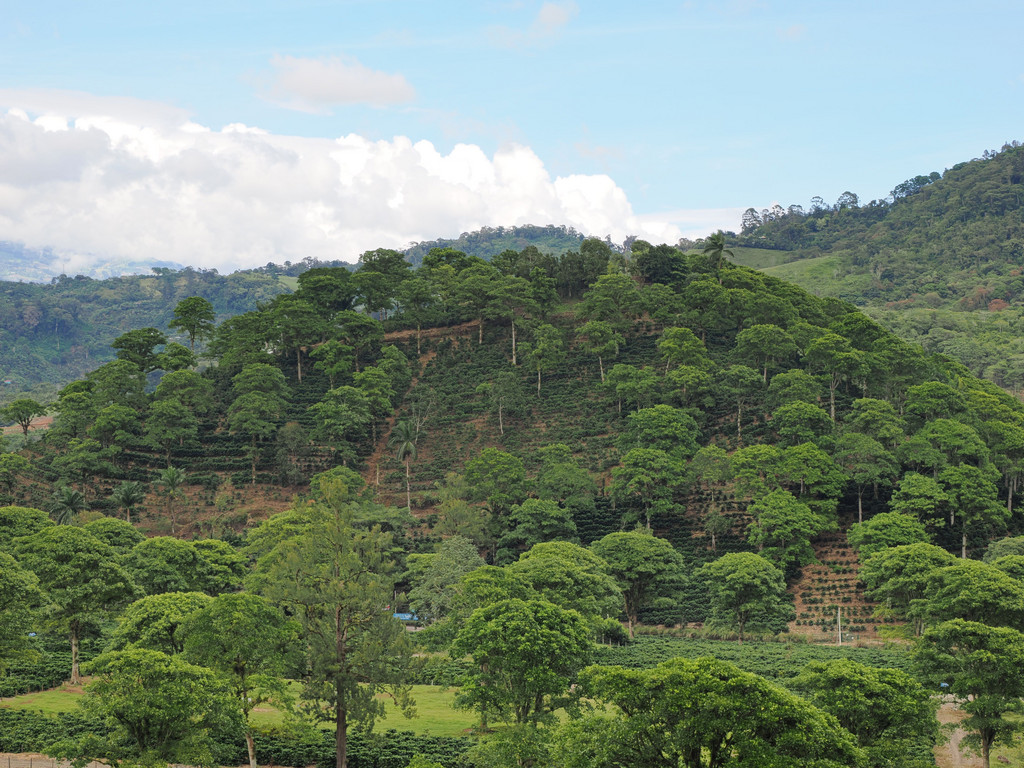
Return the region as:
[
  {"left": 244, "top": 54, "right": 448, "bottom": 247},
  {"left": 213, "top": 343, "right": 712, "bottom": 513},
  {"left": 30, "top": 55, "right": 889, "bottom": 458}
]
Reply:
[{"left": 2, "top": 0, "right": 1023, "bottom": 274}]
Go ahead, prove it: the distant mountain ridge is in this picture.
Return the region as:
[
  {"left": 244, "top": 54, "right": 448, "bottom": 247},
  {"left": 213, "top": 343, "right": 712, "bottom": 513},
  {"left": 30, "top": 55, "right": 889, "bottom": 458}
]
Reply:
[{"left": 0, "top": 241, "right": 183, "bottom": 283}]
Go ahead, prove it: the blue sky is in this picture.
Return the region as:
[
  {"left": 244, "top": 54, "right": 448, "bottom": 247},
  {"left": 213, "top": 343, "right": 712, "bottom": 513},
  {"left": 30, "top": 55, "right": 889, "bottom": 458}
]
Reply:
[{"left": 2, "top": 1, "right": 1023, "bottom": 273}]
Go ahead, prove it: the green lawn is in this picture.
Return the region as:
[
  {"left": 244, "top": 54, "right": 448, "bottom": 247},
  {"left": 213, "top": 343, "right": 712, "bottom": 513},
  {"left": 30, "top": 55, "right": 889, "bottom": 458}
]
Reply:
[{"left": 1, "top": 684, "right": 477, "bottom": 738}]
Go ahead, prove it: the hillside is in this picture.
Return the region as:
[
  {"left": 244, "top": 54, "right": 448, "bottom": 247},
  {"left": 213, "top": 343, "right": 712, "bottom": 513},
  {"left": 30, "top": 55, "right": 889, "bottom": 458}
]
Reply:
[
  {"left": 8, "top": 240, "right": 1024, "bottom": 768},
  {"left": 733, "top": 140, "right": 1024, "bottom": 307},
  {"left": 6, "top": 240, "right": 1022, "bottom": 626},
  {"left": 0, "top": 267, "right": 295, "bottom": 400}
]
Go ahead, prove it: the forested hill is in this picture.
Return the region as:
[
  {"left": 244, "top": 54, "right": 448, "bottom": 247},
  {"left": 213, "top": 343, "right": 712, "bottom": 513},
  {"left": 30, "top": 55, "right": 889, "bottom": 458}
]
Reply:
[
  {"left": 0, "top": 267, "right": 294, "bottom": 398},
  {"left": 404, "top": 224, "right": 602, "bottom": 266},
  {"left": 734, "top": 141, "right": 1024, "bottom": 306}
]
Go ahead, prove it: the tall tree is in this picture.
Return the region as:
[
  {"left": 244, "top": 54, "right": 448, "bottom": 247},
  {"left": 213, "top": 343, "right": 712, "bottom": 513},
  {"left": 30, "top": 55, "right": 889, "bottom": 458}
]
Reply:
[
  {"left": 1, "top": 398, "right": 47, "bottom": 435},
  {"left": 254, "top": 503, "right": 414, "bottom": 768},
  {"left": 388, "top": 419, "right": 418, "bottom": 511},
  {"left": 702, "top": 230, "right": 735, "bottom": 272},
  {"left": 15, "top": 526, "right": 137, "bottom": 683},
  {"left": 452, "top": 598, "right": 591, "bottom": 727},
  {"left": 591, "top": 530, "right": 685, "bottom": 638},
  {"left": 699, "top": 552, "right": 792, "bottom": 642},
  {"left": 917, "top": 620, "right": 1024, "bottom": 768},
  {"left": 169, "top": 296, "right": 216, "bottom": 351},
  {"left": 182, "top": 593, "right": 300, "bottom": 768}
]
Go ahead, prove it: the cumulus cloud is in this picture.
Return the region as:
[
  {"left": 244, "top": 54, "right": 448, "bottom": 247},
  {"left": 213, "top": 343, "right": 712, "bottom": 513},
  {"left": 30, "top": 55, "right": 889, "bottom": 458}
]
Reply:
[
  {"left": 491, "top": 1, "right": 579, "bottom": 47},
  {"left": 0, "top": 91, "right": 682, "bottom": 273},
  {"left": 263, "top": 54, "right": 416, "bottom": 112}
]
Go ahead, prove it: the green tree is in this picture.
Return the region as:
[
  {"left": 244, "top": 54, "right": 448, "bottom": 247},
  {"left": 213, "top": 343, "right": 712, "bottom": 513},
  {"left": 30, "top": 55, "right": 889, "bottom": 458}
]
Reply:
[
  {"left": 611, "top": 448, "right": 684, "bottom": 529},
  {"left": 228, "top": 364, "right": 290, "bottom": 483},
  {"left": 699, "top": 552, "right": 793, "bottom": 642},
  {"left": 310, "top": 339, "right": 356, "bottom": 388},
  {"left": 155, "top": 341, "right": 197, "bottom": 372},
  {"left": 122, "top": 537, "right": 216, "bottom": 596},
  {"left": 82, "top": 517, "right": 143, "bottom": 554},
  {"left": 464, "top": 447, "right": 527, "bottom": 518},
  {"left": 146, "top": 397, "right": 199, "bottom": 463},
  {"left": 57, "top": 647, "right": 237, "bottom": 768},
  {"left": 1, "top": 398, "right": 47, "bottom": 436},
  {"left": 889, "top": 472, "right": 950, "bottom": 532},
  {"left": 489, "top": 274, "right": 538, "bottom": 365},
  {"left": 619, "top": 405, "right": 700, "bottom": 459},
  {"left": 182, "top": 593, "right": 300, "bottom": 768},
  {"left": 153, "top": 369, "right": 214, "bottom": 416},
  {"left": 15, "top": 526, "right": 137, "bottom": 682},
  {"left": 848, "top": 397, "right": 906, "bottom": 449},
  {"left": 332, "top": 310, "right": 384, "bottom": 372},
  {"left": 507, "top": 540, "right": 621, "bottom": 622},
  {"left": 917, "top": 620, "right": 1024, "bottom": 768},
  {"left": 406, "top": 535, "right": 485, "bottom": 624},
  {"left": 109, "top": 480, "right": 147, "bottom": 525},
  {"left": 940, "top": 463, "right": 1007, "bottom": 558},
  {"left": 111, "top": 327, "right": 167, "bottom": 372},
  {"left": 109, "top": 591, "right": 212, "bottom": 655},
  {"left": 169, "top": 296, "right": 216, "bottom": 351},
  {"left": 718, "top": 364, "right": 762, "bottom": 443},
  {"left": 789, "top": 659, "right": 939, "bottom": 768},
  {"left": 49, "top": 485, "right": 87, "bottom": 525},
  {"left": 860, "top": 542, "right": 957, "bottom": 636},
  {"left": 747, "top": 489, "right": 833, "bottom": 578},
  {"left": 495, "top": 499, "right": 578, "bottom": 565},
  {"left": 395, "top": 273, "right": 436, "bottom": 355},
  {"left": 309, "top": 386, "right": 372, "bottom": 464},
  {"left": 481, "top": 369, "right": 529, "bottom": 436},
  {"left": 735, "top": 324, "right": 797, "bottom": 381},
  {"left": 454, "top": 262, "right": 501, "bottom": 344},
  {"left": 156, "top": 466, "right": 186, "bottom": 535},
  {"left": 452, "top": 598, "right": 591, "bottom": 726},
  {"left": 0, "top": 552, "right": 42, "bottom": 673},
  {"left": 657, "top": 326, "right": 706, "bottom": 373},
  {"left": 604, "top": 363, "right": 660, "bottom": 413},
  {"left": 923, "top": 559, "right": 1024, "bottom": 628},
  {"left": 389, "top": 419, "right": 418, "bottom": 511},
  {"left": 771, "top": 401, "right": 833, "bottom": 447},
  {"left": 524, "top": 323, "right": 565, "bottom": 395},
  {"left": 834, "top": 432, "right": 899, "bottom": 522},
  {"left": 766, "top": 369, "right": 824, "bottom": 413},
  {"left": 804, "top": 332, "right": 867, "bottom": 420},
  {"left": 578, "top": 319, "right": 623, "bottom": 383},
  {"left": 688, "top": 445, "right": 732, "bottom": 509},
  {"left": 702, "top": 230, "right": 734, "bottom": 272},
  {"left": 0, "top": 504, "right": 52, "bottom": 546},
  {"left": 847, "top": 512, "right": 929, "bottom": 560},
  {"left": 560, "top": 656, "right": 861, "bottom": 768},
  {"left": 591, "top": 530, "right": 685, "bottom": 638},
  {"left": 0, "top": 453, "right": 31, "bottom": 497},
  {"left": 253, "top": 503, "right": 414, "bottom": 768},
  {"left": 52, "top": 437, "right": 115, "bottom": 489}
]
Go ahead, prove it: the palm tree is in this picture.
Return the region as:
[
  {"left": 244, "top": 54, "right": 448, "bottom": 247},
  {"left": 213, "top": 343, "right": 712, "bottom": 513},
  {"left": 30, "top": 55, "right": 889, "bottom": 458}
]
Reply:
[
  {"left": 109, "top": 481, "right": 147, "bottom": 524},
  {"left": 50, "top": 485, "right": 87, "bottom": 525},
  {"left": 388, "top": 420, "right": 417, "bottom": 512},
  {"left": 703, "top": 231, "right": 734, "bottom": 274},
  {"left": 156, "top": 466, "right": 186, "bottom": 534}
]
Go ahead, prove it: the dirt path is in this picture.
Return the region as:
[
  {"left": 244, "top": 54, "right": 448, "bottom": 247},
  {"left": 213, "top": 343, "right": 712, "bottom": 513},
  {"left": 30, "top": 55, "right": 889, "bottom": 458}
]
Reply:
[{"left": 935, "top": 701, "right": 983, "bottom": 768}]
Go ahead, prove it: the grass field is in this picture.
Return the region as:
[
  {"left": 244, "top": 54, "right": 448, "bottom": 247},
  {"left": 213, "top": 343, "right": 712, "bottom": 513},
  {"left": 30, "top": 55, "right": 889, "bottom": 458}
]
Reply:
[{"left": 0, "top": 684, "right": 477, "bottom": 738}]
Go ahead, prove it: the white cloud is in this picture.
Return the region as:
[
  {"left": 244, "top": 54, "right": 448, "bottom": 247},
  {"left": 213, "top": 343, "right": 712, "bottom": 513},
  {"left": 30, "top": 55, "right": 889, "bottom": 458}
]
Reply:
[
  {"left": 637, "top": 207, "right": 746, "bottom": 241},
  {"left": 491, "top": 1, "right": 579, "bottom": 47},
  {"left": 0, "top": 91, "right": 682, "bottom": 273},
  {"left": 263, "top": 55, "right": 416, "bottom": 112},
  {"left": 532, "top": 2, "right": 579, "bottom": 37}
]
